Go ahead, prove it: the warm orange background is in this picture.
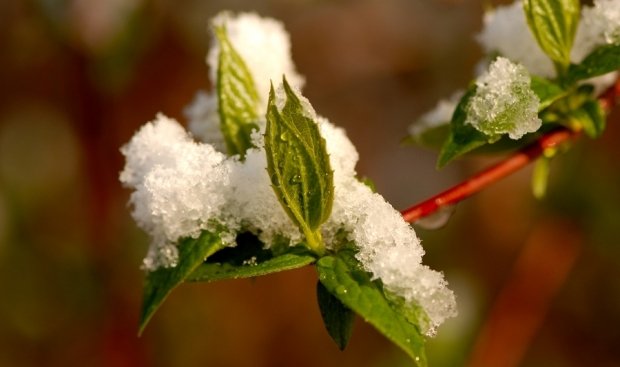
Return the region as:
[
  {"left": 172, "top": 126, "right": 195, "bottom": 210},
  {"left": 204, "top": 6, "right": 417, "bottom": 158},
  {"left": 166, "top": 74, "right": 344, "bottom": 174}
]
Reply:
[{"left": 1, "top": 1, "right": 619, "bottom": 366}]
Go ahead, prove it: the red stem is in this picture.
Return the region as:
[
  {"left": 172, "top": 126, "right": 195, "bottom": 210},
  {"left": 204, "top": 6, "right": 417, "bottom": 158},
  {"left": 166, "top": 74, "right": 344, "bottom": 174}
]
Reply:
[{"left": 401, "top": 78, "right": 620, "bottom": 223}]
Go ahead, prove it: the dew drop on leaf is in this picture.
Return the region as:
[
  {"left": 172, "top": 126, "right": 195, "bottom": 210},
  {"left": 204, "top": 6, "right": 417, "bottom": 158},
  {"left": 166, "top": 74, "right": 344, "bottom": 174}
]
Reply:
[
  {"left": 336, "top": 285, "right": 348, "bottom": 295},
  {"left": 289, "top": 174, "right": 301, "bottom": 185}
]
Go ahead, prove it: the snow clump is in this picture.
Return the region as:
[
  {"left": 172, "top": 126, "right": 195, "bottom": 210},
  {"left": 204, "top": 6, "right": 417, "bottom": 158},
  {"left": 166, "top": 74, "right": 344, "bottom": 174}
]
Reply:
[{"left": 466, "top": 57, "right": 541, "bottom": 141}]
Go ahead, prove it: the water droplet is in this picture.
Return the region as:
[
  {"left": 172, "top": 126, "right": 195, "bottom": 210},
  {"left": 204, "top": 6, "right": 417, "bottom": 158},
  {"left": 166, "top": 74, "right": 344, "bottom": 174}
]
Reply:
[
  {"left": 280, "top": 132, "right": 289, "bottom": 141},
  {"left": 289, "top": 174, "right": 301, "bottom": 185},
  {"left": 414, "top": 204, "right": 456, "bottom": 230},
  {"left": 336, "top": 285, "right": 347, "bottom": 295},
  {"left": 415, "top": 356, "right": 420, "bottom": 362}
]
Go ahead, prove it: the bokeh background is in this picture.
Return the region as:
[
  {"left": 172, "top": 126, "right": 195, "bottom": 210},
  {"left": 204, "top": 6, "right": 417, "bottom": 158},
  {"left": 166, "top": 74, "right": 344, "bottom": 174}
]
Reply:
[{"left": 1, "top": 0, "right": 619, "bottom": 366}]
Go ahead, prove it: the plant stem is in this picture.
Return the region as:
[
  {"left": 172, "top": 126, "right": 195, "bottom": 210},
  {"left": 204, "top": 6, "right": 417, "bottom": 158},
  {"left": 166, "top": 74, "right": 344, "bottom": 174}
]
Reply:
[
  {"left": 304, "top": 227, "right": 326, "bottom": 256},
  {"left": 401, "top": 78, "right": 620, "bottom": 224}
]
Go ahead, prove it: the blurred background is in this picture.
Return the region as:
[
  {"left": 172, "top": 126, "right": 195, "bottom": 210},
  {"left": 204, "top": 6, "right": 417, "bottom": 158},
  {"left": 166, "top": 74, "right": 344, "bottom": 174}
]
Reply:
[{"left": 1, "top": 0, "right": 619, "bottom": 366}]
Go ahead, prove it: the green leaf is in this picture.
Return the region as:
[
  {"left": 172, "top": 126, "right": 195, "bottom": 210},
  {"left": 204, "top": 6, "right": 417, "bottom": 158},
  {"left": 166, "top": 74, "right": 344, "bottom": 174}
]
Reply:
[
  {"left": 568, "top": 99, "right": 606, "bottom": 138},
  {"left": 530, "top": 76, "right": 567, "bottom": 110},
  {"left": 316, "top": 281, "right": 356, "bottom": 350},
  {"left": 139, "top": 231, "right": 223, "bottom": 335},
  {"left": 215, "top": 25, "right": 260, "bottom": 158},
  {"left": 317, "top": 252, "right": 427, "bottom": 366},
  {"left": 523, "top": 0, "right": 580, "bottom": 69},
  {"left": 265, "top": 77, "right": 334, "bottom": 255},
  {"left": 187, "top": 232, "right": 316, "bottom": 282},
  {"left": 437, "top": 86, "right": 488, "bottom": 168},
  {"left": 384, "top": 291, "right": 432, "bottom": 334},
  {"left": 567, "top": 44, "right": 620, "bottom": 84},
  {"left": 436, "top": 77, "right": 560, "bottom": 167}
]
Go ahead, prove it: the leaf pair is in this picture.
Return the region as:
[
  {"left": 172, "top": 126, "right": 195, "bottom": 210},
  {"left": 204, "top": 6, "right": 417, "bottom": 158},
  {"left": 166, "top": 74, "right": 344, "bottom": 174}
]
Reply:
[{"left": 217, "top": 22, "right": 335, "bottom": 255}]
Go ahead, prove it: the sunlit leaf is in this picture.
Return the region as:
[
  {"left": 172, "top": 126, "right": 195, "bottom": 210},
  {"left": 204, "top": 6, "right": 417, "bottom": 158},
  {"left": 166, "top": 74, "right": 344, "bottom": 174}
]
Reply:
[
  {"left": 317, "top": 251, "right": 427, "bottom": 366},
  {"left": 567, "top": 44, "right": 620, "bottom": 84},
  {"left": 437, "top": 86, "right": 488, "bottom": 167},
  {"left": 187, "top": 233, "right": 316, "bottom": 282},
  {"left": 265, "top": 77, "right": 334, "bottom": 255},
  {"left": 317, "top": 281, "right": 355, "bottom": 350},
  {"left": 530, "top": 76, "right": 567, "bottom": 109},
  {"left": 523, "top": 0, "right": 580, "bottom": 68},
  {"left": 215, "top": 25, "right": 260, "bottom": 158}
]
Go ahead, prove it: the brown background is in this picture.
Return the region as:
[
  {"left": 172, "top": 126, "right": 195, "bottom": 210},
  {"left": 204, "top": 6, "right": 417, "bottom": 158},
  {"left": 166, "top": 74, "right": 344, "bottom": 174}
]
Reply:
[{"left": 1, "top": 0, "right": 619, "bottom": 366}]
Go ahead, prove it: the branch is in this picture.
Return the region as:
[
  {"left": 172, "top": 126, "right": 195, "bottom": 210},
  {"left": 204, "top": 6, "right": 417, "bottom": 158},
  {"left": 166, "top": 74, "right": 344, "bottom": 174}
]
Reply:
[{"left": 401, "top": 78, "right": 620, "bottom": 224}]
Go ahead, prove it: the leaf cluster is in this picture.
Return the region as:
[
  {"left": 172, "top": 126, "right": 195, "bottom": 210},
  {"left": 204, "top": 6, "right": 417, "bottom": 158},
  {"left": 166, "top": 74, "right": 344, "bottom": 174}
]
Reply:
[
  {"left": 411, "top": 0, "right": 617, "bottom": 181},
  {"left": 138, "top": 26, "right": 430, "bottom": 366}
]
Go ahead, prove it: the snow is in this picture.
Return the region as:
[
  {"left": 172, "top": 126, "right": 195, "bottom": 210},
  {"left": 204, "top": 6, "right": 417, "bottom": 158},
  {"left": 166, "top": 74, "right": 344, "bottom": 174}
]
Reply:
[{"left": 466, "top": 57, "right": 541, "bottom": 141}]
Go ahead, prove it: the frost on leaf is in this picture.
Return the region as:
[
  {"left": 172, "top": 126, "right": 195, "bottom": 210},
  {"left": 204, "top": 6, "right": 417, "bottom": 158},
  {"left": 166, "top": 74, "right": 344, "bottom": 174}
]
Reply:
[{"left": 466, "top": 57, "right": 541, "bottom": 141}]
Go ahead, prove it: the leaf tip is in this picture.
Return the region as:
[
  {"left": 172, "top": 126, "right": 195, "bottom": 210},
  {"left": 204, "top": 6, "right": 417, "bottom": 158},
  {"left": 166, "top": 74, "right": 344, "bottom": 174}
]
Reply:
[{"left": 436, "top": 149, "right": 451, "bottom": 169}]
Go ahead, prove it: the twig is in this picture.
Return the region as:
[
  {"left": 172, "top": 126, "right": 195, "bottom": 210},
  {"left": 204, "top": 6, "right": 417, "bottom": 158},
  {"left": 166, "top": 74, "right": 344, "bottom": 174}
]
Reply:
[{"left": 401, "top": 78, "right": 620, "bottom": 223}]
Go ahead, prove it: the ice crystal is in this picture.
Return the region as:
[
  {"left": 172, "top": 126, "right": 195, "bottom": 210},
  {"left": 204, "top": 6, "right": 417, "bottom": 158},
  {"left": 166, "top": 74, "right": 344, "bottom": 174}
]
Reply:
[{"left": 466, "top": 57, "right": 541, "bottom": 141}]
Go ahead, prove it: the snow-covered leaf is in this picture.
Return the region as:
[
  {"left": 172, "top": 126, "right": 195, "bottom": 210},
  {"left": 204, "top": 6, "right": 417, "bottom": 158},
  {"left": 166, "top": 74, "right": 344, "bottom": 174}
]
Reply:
[
  {"left": 523, "top": 0, "right": 580, "bottom": 68},
  {"left": 215, "top": 25, "right": 260, "bottom": 158},
  {"left": 317, "top": 251, "right": 427, "bottom": 366}
]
